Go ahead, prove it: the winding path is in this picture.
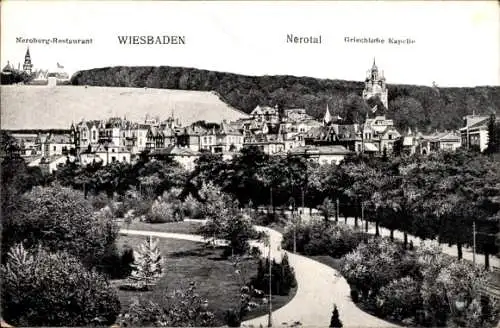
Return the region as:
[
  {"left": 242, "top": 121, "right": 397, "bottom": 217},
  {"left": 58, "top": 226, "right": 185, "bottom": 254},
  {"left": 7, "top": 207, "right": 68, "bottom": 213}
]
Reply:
[{"left": 120, "top": 226, "right": 398, "bottom": 328}]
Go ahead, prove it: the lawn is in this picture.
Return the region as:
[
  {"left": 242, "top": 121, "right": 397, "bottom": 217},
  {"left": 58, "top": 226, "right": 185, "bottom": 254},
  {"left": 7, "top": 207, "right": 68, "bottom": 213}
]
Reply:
[
  {"left": 120, "top": 220, "right": 203, "bottom": 235},
  {"left": 114, "top": 235, "right": 296, "bottom": 326}
]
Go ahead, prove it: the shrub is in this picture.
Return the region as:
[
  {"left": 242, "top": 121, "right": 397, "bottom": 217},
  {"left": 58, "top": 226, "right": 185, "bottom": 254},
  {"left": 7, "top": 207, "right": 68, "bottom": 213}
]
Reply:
[
  {"left": 120, "top": 246, "right": 135, "bottom": 276},
  {"left": 113, "top": 202, "right": 128, "bottom": 218},
  {"left": 350, "top": 289, "right": 359, "bottom": 303},
  {"left": 252, "top": 211, "right": 286, "bottom": 226},
  {"left": 281, "top": 219, "right": 367, "bottom": 258},
  {"left": 145, "top": 191, "right": 183, "bottom": 223},
  {"left": 182, "top": 194, "right": 203, "bottom": 219},
  {"left": 250, "top": 246, "right": 262, "bottom": 258},
  {"left": 2, "top": 185, "right": 119, "bottom": 270},
  {"left": 222, "top": 214, "right": 257, "bottom": 256},
  {"left": 251, "top": 253, "right": 297, "bottom": 296},
  {"left": 97, "top": 242, "right": 135, "bottom": 279},
  {"left": 225, "top": 308, "right": 241, "bottom": 327},
  {"left": 340, "top": 238, "right": 409, "bottom": 299},
  {"left": 118, "top": 283, "right": 215, "bottom": 327},
  {"left": 198, "top": 184, "right": 257, "bottom": 255},
  {"left": 132, "top": 198, "right": 153, "bottom": 218},
  {"left": 376, "top": 276, "right": 422, "bottom": 321},
  {"left": 89, "top": 192, "right": 109, "bottom": 210},
  {"left": 1, "top": 244, "right": 120, "bottom": 327}
]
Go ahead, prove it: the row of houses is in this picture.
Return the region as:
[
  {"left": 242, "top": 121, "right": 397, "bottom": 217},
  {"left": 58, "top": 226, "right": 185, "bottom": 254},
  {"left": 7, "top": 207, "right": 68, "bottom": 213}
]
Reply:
[{"left": 9, "top": 110, "right": 493, "bottom": 174}]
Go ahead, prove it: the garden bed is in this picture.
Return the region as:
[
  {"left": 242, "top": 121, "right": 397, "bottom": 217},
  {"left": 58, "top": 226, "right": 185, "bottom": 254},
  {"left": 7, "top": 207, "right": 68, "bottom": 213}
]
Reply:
[{"left": 114, "top": 236, "right": 296, "bottom": 326}]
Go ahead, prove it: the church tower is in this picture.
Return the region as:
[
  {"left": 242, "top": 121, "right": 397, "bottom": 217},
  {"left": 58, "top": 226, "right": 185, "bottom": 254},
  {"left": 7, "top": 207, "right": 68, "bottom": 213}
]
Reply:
[
  {"left": 362, "top": 58, "right": 388, "bottom": 109},
  {"left": 23, "top": 47, "right": 33, "bottom": 75}
]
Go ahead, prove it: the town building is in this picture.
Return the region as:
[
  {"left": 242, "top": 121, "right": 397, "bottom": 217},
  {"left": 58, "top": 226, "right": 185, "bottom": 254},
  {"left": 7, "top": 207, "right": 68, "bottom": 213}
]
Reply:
[
  {"left": 419, "top": 131, "right": 461, "bottom": 154},
  {"left": 176, "top": 125, "right": 207, "bottom": 152},
  {"left": 400, "top": 128, "right": 420, "bottom": 155},
  {"left": 210, "top": 121, "right": 244, "bottom": 153},
  {"left": 79, "top": 143, "right": 131, "bottom": 166},
  {"left": 363, "top": 115, "right": 401, "bottom": 153},
  {"left": 10, "top": 133, "right": 38, "bottom": 156},
  {"left": 250, "top": 105, "right": 280, "bottom": 124},
  {"left": 29, "top": 155, "right": 76, "bottom": 174},
  {"left": 23, "top": 48, "right": 33, "bottom": 75},
  {"left": 460, "top": 114, "right": 491, "bottom": 152},
  {"left": 241, "top": 105, "right": 319, "bottom": 154},
  {"left": 148, "top": 145, "right": 200, "bottom": 171},
  {"left": 41, "top": 133, "right": 74, "bottom": 157},
  {"left": 284, "top": 145, "right": 351, "bottom": 165}
]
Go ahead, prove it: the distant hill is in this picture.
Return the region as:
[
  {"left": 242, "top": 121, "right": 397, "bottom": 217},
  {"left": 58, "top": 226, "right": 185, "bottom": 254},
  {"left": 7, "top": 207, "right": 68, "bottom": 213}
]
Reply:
[
  {"left": 71, "top": 66, "right": 500, "bottom": 132},
  {"left": 0, "top": 85, "right": 249, "bottom": 130}
]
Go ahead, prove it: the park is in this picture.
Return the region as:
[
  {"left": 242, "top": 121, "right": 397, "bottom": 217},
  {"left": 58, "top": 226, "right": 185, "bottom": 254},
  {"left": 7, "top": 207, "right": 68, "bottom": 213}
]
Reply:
[{"left": 1, "top": 136, "right": 499, "bottom": 327}]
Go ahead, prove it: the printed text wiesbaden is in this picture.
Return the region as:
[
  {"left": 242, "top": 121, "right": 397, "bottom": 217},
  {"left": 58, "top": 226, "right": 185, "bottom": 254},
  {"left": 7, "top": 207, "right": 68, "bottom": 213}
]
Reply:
[{"left": 117, "top": 35, "right": 186, "bottom": 45}]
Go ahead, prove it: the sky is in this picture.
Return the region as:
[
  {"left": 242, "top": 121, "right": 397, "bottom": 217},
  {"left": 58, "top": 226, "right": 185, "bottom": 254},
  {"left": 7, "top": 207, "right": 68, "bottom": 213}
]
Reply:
[{"left": 1, "top": 1, "right": 499, "bottom": 87}]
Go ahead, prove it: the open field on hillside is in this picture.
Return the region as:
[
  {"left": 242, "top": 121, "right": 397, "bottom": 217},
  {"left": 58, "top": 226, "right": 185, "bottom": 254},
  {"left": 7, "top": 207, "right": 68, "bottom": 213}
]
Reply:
[{"left": 0, "top": 85, "right": 249, "bottom": 130}]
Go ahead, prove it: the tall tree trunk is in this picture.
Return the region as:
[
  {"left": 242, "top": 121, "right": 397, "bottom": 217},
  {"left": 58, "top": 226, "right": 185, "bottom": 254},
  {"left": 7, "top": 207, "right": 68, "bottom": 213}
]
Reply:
[
  {"left": 390, "top": 229, "right": 394, "bottom": 241},
  {"left": 345, "top": 216, "right": 347, "bottom": 224},
  {"left": 335, "top": 201, "right": 339, "bottom": 223},
  {"left": 365, "top": 218, "right": 368, "bottom": 232},
  {"left": 270, "top": 187, "right": 274, "bottom": 214},
  {"left": 354, "top": 214, "right": 358, "bottom": 228},
  {"left": 457, "top": 243, "right": 463, "bottom": 259},
  {"left": 485, "top": 252, "right": 490, "bottom": 270},
  {"left": 375, "top": 221, "right": 380, "bottom": 237},
  {"left": 403, "top": 232, "right": 408, "bottom": 250}
]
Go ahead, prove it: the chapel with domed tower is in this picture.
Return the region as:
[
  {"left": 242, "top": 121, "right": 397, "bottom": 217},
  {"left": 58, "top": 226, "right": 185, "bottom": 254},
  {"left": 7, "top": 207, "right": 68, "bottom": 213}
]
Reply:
[{"left": 362, "top": 58, "right": 388, "bottom": 110}]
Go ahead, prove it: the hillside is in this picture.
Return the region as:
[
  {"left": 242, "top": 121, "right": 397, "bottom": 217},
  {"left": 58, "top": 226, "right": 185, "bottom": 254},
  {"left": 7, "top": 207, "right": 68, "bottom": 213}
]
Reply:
[
  {"left": 0, "top": 85, "right": 249, "bottom": 130},
  {"left": 71, "top": 66, "right": 500, "bottom": 132}
]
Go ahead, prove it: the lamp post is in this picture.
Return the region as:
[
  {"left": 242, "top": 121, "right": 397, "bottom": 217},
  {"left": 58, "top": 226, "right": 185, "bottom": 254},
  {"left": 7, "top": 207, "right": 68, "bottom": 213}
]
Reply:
[
  {"left": 472, "top": 219, "right": 476, "bottom": 266},
  {"left": 289, "top": 197, "right": 296, "bottom": 253},
  {"left": 270, "top": 186, "right": 273, "bottom": 214},
  {"left": 301, "top": 187, "right": 305, "bottom": 216},
  {"left": 263, "top": 233, "right": 272, "bottom": 327}
]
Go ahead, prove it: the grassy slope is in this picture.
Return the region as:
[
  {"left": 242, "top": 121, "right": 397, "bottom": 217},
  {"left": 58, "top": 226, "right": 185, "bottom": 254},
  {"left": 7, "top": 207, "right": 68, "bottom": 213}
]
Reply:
[{"left": 0, "top": 85, "right": 249, "bottom": 130}]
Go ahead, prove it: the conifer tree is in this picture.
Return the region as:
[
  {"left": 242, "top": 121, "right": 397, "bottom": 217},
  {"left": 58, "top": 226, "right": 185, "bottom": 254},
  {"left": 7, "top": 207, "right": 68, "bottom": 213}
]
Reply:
[
  {"left": 329, "top": 304, "right": 343, "bottom": 328},
  {"left": 486, "top": 113, "right": 499, "bottom": 154},
  {"left": 130, "top": 236, "right": 164, "bottom": 290}
]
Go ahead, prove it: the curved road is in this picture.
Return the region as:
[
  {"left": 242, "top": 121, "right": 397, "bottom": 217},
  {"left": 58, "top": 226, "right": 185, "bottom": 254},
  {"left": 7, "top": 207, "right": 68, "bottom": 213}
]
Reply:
[{"left": 120, "top": 227, "right": 398, "bottom": 328}]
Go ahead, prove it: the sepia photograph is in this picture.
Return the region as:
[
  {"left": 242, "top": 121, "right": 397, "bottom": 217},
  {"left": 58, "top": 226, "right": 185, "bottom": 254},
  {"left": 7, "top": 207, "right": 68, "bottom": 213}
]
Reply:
[{"left": 1, "top": 1, "right": 499, "bottom": 327}]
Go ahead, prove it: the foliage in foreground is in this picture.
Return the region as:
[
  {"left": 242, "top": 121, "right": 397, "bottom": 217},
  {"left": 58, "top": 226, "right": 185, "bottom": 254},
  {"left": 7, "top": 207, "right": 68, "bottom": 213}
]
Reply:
[
  {"left": 340, "top": 239, "right": 499, "bottom": 327},
  {"left": 1, "top": 244, "right": 120, "bottom": 327},
  {"left": 1, "top": 185, "right": 119, "bottom": 272},
  {"left": 117, "top": 282, "right": 215, "bottom": 327}
]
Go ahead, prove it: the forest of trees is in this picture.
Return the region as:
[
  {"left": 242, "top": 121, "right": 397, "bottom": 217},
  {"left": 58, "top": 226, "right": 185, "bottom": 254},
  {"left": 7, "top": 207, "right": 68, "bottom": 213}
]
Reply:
[{"left": 71, "top": 66, "right": 500, "bottom": 132}]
